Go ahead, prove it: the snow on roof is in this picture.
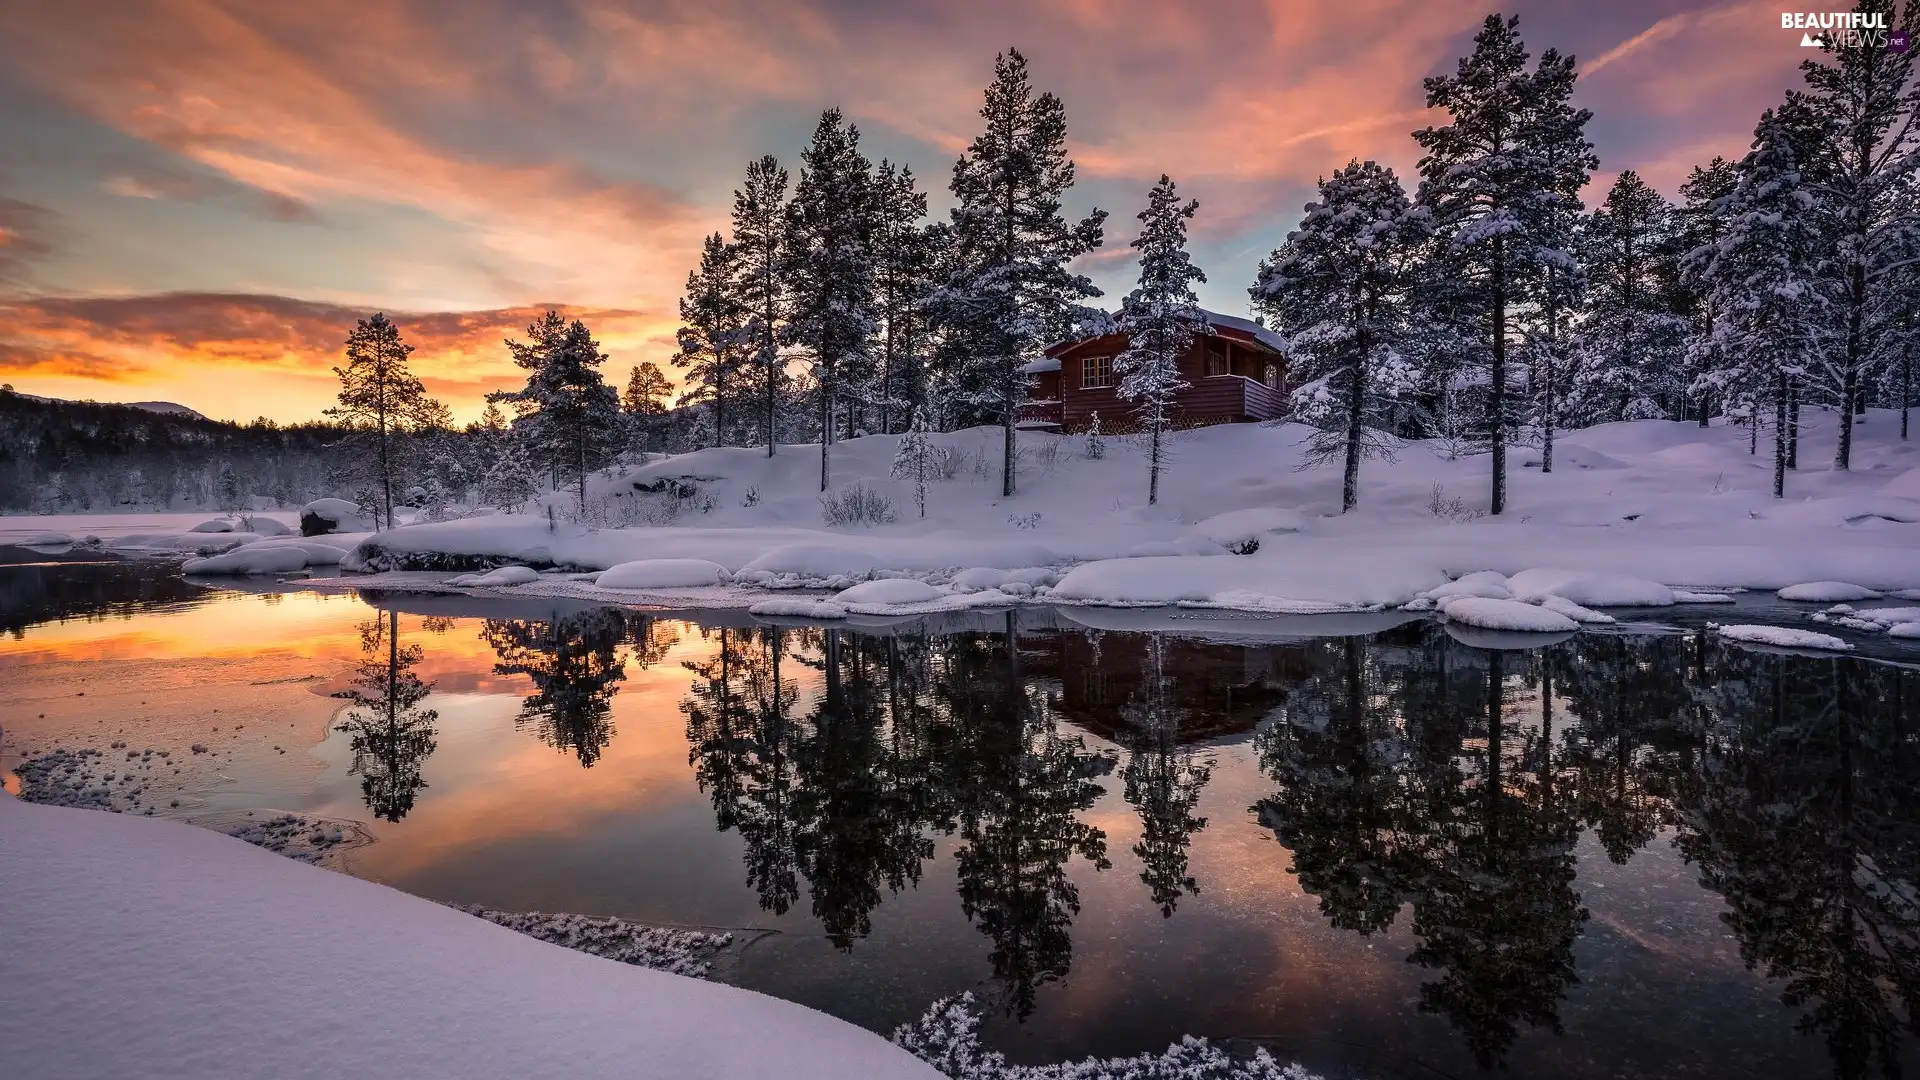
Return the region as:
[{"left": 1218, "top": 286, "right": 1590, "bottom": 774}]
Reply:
[
  {"left": 1043, "top": 310, "right": 1288, "bottom": 356},
  {"left": 1203, "top": 311, "right": 1290, "bottom": 355},
  {"left": 1019, "top": 356, "right": 1062, "bottom": 373}
]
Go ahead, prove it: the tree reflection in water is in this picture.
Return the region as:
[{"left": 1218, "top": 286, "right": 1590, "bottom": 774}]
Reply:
[
  {"left": 1258, "top": 625, "right": 1920, "bottom": 1076},
  {"left": 1119, "top": 634, "right": 1212, "bottom": 918},
  {"left": 482, "top": 610, "right": 677, "bottom": 768},
  {"left": 333, "top": 609, "right": 439, "bottom": 822}
]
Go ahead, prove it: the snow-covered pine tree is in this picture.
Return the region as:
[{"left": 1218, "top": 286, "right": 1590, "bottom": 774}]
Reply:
[
  {"left": 1677, "top": 157, "right": 1740, "bottom": 427},
  {"left": 622, "top": 361, "right": 673, "bottom": 452},
  {"left": 489, "top": 312, "right": 625, "bottom": 514},
  {"left": 1693, "top": 108, "right": 1831, "bottom": 499},
  {"left": 730, "top": 155, "right": 791, "bottom": 457},
  {"left": 1567, "top": 171, "right": 1691, "bottom": 425},
  {"left": 673, "top": 233, "right": 749, "bottom": 449},
  {"left": 936, "top": 49, "right": 1107, "bottom": 498},
  {"left": 784, "top": 109, "right": 879, "bottom": 491},
  {"left": 1084, "top": 411, "right": 1104, "bottom": 459},
  {"left": 1413, "top": 14, "right": 1594, "bottom": 515},
  {"left": 325, "top": 312, "right": 448, "bottom": 530},
  {"left": 215, "top": 461, "right": 242, "bottom": 514},
  {"left": 1114, "top": 176, "right": 1205, "bottom": 507},
  {"left": 478, "top": 436, "right": 538, "bottom": 511},
  {"left": 890, "top": 408, "right": 933, "bottom": 518},
  {"left": 1790, "top": 0, "right": 1919, "bottom": 468},
  {"left": 1518, "top": 41, "right": 1595, "bottom": 476},
  {"left": 872, "top": 161, "right": 934, "bottom": 434},
  {"left": 1253, "top": 160, "right": 1428, "bottom": 512}
]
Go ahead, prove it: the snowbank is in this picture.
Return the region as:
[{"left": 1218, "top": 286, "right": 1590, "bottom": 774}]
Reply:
[
  {"left": 596, "top": 559, "right": 731, "bottom": 589},
  {"left": 1438, "top": 595, "right": 1580, "bottom": 633},
  {"left": 1180, "top": 507, "right": 1308, "bottom": 550},
  {"left": 0, "top": 794, "right": 943, "bottom": 1080},
  {"left": 182, "top": 545, "right": 312, "bottom": 575},
  {"left": 1049, "top": 552, "right": 1446, "bottom": 613},
  {"left": 1777, "top": 581, "right": 1883, "bottom": 602},
  {"left": 1710, "top": 624, "right": 1854, "bottom": 651},
  {"left": 451, "top": 565, "right": 543, "bottom": 587},
  {"left": 1505, "top": 567, "right": 1675, "bottom": 607}
]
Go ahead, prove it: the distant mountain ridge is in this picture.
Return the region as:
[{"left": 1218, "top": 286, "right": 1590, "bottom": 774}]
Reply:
[{"left": 3, "top": 390, "right": 208, "bottom": 421}]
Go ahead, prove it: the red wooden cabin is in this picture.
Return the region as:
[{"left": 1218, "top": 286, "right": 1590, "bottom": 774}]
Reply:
[{"left": 1017, "top": 311, "right": 1290, "bottom": 433}]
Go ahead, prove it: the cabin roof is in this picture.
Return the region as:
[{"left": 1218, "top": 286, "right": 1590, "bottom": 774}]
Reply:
[{"left": 1043, "top": 309, "right": 1288, "bottom": 358}]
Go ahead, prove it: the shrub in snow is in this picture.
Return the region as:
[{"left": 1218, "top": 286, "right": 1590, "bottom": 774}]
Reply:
[
  {"left": 1084, "top": 412, "right": 1104, "bottom": 459},
  {"left": 1424, "top": 483, "right": 1485, "bottom": 523},
  {"left": 891, "top": 411, "right": 935, "bottom": 519},
  {"left": 892, "top": 994, "right": 1322, "bottom": 1080},
  {"left": 741, "top": 486, "right": 760, "bottom": 508},
  {"left": 930, "top": 444, "right": 967, "bottom": 481},
  {"left": 820, "top": 483, "right": 897, "bottom": 527},
  {"left": 1008, "top": 512, "right": 1042, "bottom": 530}
]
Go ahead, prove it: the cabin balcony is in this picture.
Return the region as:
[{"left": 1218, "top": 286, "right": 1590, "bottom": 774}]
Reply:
[
  {"left": 1017, "top": 398, "right": 1063, "bottom": 430},
  {"left": 1179, "top": 374, "right": 1287, "bottom": 424}
]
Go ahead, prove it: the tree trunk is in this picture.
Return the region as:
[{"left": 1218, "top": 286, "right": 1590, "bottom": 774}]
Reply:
[
  {"left": 819, "top": 389, "right": 831, "bottom": 492},
  {"left": 1342, "top": 352, "right": 1364, "bottom": 512},
  {"left": 1787, "top": 386, "right": 1800, "bottom": 470},
  {"left": 1541, "top": 350, "right": 1555, "bottom": 475},
  {"left": 1774, "top": 369, "right": 1788, "bottom": 499},
  {"left": 377, "top": 414, "right": 392, "bottom": 532},
  {"left": 1489, "top": 247, "right": 1508, "bottom": 516},
  {"left": 577, "top": 421, "right": 588, "bottom": 513},
  {"left": 1002, "top": 393, "right": 1017, "bottom": 499},
  {"left": 1903, "top": 353, "right": 1911, "bottom": 440},
  {"left": 1148, "top": 417, "right": 1163, "bottom": 506},
  {"left": 1835, "top": 259, "right": 1864, "bottom": 469}
]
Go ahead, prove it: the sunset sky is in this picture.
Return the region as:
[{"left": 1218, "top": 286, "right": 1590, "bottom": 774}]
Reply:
[{"left": 0, "top": 0, "right": 1814, "bottom": 424}]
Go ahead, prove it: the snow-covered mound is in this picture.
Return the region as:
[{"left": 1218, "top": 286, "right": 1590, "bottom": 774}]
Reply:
[
  {"left": 0, "top": 794, "right": 943, "bottom": 1080},
  {"left": 1049, "top": 553, "right": 1445, "bottom": 613},
  {"left": 1711, "top": 623, "right": 1854, "bottom": 651},
  {"left": 1180, "top": 507, "right": 1308, "bottom": 550},
  {"left": 1777, "top": 581, "right": 1883, "bottom": 602},
  {"left": 596, "top": 559, "right": 730, "bottom": 589},
  {"left": 190, "top": 518, "right": 237, "bottom": 533},
  {"left": 183, "top": 545, "right": 313, "bottom": 575},
  {"left": 302, "top": 498, "right": 374, "bottom": 536},
  {"left": 1505, "top": 567, "right": 1675, "bottom": 607},
  {"left": 450, "top": 565, "right": 542, "bottom": 587},
  {"left": 1438, "top": 595, "right": 1580, "bottom": 633}
]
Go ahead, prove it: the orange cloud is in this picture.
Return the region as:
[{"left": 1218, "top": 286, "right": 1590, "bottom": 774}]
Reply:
[{"left": 0, "top": 293, "right": 677, "bottom": 424}]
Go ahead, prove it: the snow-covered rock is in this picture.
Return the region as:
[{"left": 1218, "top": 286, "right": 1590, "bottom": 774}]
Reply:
[
  {"left": 0, "top": 794, "right": 944, "bottom": 1080},
  {"left": 182, "top": 546, "right": 311, "bottom": 575},
  {"left": 1425, "top": 570, "right": 1513, "bottom": 601},
  {"left": 1506, "top": 567, "right": 1674, "bottom": 607},
  {"left": 241, "top": 516, "right": 293, "bottom": 537},
  {"left": 449, "top": 566, "right": 542, "bottom": 587},
  {"left": 834, "top": 579, "right": 944, "bottom": 606},
  {"left": 1711, "top": 623, "right": 1854, "bottom": 651},
  {"left": 1530, "top": 594, "right": 1617, "bottom": 624},
  {"left": 1050, "top": 553, "right": 1445, "bottom": 613},
  {"left": 748, "top": 597, "right": 851, "bottom": 619},
  {"left": 1777, "top": 581, "right": 1883, "bottom": 602},
  {"left": 595, "top": 559, "right": 730, "bottom": 589},
  {"left": 301, "top": 498, "right": 374, "bottom": 536},
  {"left": 1890, "top": 622, "right": 1920, "bottom": 640},
  {"left": 21, "top": 531, "right": 74, "bottom": 547},
  {"left": 1437, "top": 595, "right": 1580, "bottom": 633},
  {"left": 190, "top": 518, "right": 236, "bottom": 533},
  {"left": 1671, "top": 589, "right": 1737, "bottom": 604}
]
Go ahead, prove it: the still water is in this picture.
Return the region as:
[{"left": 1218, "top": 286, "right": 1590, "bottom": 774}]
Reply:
[{"left": 3, "top": 552, "right": 1917, "bottom": 1080}]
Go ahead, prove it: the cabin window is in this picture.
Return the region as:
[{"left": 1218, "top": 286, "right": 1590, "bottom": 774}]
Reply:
[
  {"left": 1081, "top": 354, "right": 1114, "bottom": 389},
  {"left": 1264, "top": 363, "right": 1279, "bottom": 389},
  {"left": 1206, "top": 338, "right": 1230, "bottom": 377}
]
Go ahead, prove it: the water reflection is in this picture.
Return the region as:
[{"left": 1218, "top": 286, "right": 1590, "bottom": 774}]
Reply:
[
  {"left": 480, "top": 611, "right": 678, "bottom": 767},
  {"left": 332, "top": 610, "right": 439, "bottom": 821},
  {"left": 0, "top": 548, "right": 215, "bottom": 637}
]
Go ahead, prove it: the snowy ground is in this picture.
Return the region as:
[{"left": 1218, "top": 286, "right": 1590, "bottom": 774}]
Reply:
[
  {"left": 13, "top": 409, "right": 1918, "bottom": 639},
  {"left": 0, "top": 792, "right": 947, "bottom": 1080}
]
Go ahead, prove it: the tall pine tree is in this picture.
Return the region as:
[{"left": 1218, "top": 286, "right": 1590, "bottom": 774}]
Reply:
[
  {"left": 489, "top": 312, "right": 625, "bottom": 513},
  {"left": 1413, "top": 14, "right": 1593, "bottom": 515},
  {"left": 872, "top": 161, "right": 934, "bottom": 434},
  {"left": 937, "top": 49, "right": 1107, "bottom": 497},
  {"left": 731, "top": 155, "right": 791, "bottom": 457},
  {"left": 1115, "top": 176, "right": 1206, "bottom": 507},
  {"left": 784, "top": 109, "right": 879, "bottom": 491},
  {"left": 1568, "top": 171, "right": 1690, "bottom": 424},
  {"left": 325, "top": 313, "right": 448, "bottom": 530},
  {"left": 1677, "top": 157, "right": 1740, "bottom": 427},
  {"left": 673, "top": 233, "right": 749, "bottom": 448},
  {"left": 1790, "top": 0, "right": 1920, "bottom": 468},
  {"left": 1253, "top": 160, "right": 1429, "bottom": 512}
]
